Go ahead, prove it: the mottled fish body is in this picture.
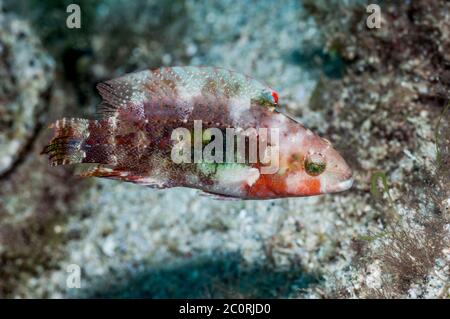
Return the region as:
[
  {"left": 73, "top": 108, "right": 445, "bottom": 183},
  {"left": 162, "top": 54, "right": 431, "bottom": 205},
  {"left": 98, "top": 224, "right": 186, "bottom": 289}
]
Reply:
[{"left": 43, "top": 67, "right": 352, "bottom": 199}]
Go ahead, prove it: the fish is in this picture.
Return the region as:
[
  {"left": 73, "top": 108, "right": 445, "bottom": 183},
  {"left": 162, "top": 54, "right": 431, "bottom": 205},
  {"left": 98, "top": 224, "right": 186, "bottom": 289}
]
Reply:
[{"left": 42, "top": 66, "right": 353, "bottom": 200}]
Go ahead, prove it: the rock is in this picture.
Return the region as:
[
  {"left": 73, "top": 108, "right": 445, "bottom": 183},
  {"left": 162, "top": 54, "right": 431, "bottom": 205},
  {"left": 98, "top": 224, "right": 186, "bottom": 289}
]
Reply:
[{"left": 0, "top": 12, "right": 54, "bottom": 176}]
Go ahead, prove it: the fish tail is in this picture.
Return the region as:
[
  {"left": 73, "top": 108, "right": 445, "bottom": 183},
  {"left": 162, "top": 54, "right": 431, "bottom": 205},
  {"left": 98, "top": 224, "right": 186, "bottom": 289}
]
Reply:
[
  {"left": 42, "top": 118, "right": 91, "bottom": 166},
  {"left": 43, "top": 117, "right": 119, "bottom": 167}
]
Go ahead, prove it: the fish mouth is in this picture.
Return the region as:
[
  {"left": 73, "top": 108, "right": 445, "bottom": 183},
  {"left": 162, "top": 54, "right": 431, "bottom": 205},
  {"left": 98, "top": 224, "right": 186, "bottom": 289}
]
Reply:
[
  {"left": 336, "top": 177, "right": 353, "bottom": 191},
  {"left": 322, "top": 169, "right": 353, "bottom": 193},
  {"left": 320, "top": 175, "right": 353, "bottom": 194}
]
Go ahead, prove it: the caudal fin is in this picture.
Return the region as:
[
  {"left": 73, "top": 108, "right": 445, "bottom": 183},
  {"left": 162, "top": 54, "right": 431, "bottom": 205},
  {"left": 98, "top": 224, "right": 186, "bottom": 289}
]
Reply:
[{"left": 41, "top": 118, "right": 91, "bottom": 166}]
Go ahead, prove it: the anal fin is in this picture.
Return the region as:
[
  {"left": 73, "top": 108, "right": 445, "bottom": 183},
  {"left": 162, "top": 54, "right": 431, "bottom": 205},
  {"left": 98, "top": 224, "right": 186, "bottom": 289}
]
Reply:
[{"left": 75, "top": 164, "right": 168, "bottom": 189}]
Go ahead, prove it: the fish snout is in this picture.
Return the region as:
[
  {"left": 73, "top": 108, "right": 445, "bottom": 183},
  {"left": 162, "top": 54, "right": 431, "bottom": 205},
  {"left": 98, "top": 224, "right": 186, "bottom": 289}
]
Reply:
[
  {"left": 335, "top": 174, "right": 354, "bottom": 192},
  {"left": 322, "top": 163, "right": 353, "bottom": 193},
  {"left": 318, "top": 146, "right": 353, "bottom": 194}
]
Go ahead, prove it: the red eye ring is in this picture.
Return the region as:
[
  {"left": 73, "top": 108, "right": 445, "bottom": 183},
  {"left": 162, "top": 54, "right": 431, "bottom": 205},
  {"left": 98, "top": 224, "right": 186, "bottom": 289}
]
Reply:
[{"left": 271, "top": 91, "right": 278, "bottom": 104}]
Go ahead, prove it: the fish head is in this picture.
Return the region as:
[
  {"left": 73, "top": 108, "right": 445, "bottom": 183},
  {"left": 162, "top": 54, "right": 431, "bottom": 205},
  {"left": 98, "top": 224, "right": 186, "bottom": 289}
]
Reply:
[{"left": 279, "top": 130, "right": 353, "bottom": 196}]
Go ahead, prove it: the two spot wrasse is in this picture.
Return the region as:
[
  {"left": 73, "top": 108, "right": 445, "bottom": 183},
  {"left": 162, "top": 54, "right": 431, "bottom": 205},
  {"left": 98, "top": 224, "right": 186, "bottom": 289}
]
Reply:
[{"left": 42, "top": 66, "right": 353, "bottom": 200}]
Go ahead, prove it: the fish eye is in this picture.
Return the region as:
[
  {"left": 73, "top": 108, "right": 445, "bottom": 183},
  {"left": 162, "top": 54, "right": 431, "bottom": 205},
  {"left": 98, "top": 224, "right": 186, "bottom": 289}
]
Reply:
[{"left": 304, "top": 152, "right": 326, "bottom": 176}]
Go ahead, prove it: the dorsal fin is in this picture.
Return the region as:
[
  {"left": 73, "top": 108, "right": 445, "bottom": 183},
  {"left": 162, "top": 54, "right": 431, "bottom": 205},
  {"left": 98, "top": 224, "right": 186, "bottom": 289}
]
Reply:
[
  {"left": 95, "top": 67, "right": 278, "bottom": 118},
  {"left": 96, "top": 70, "right": 152, "bottom": 118}
]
